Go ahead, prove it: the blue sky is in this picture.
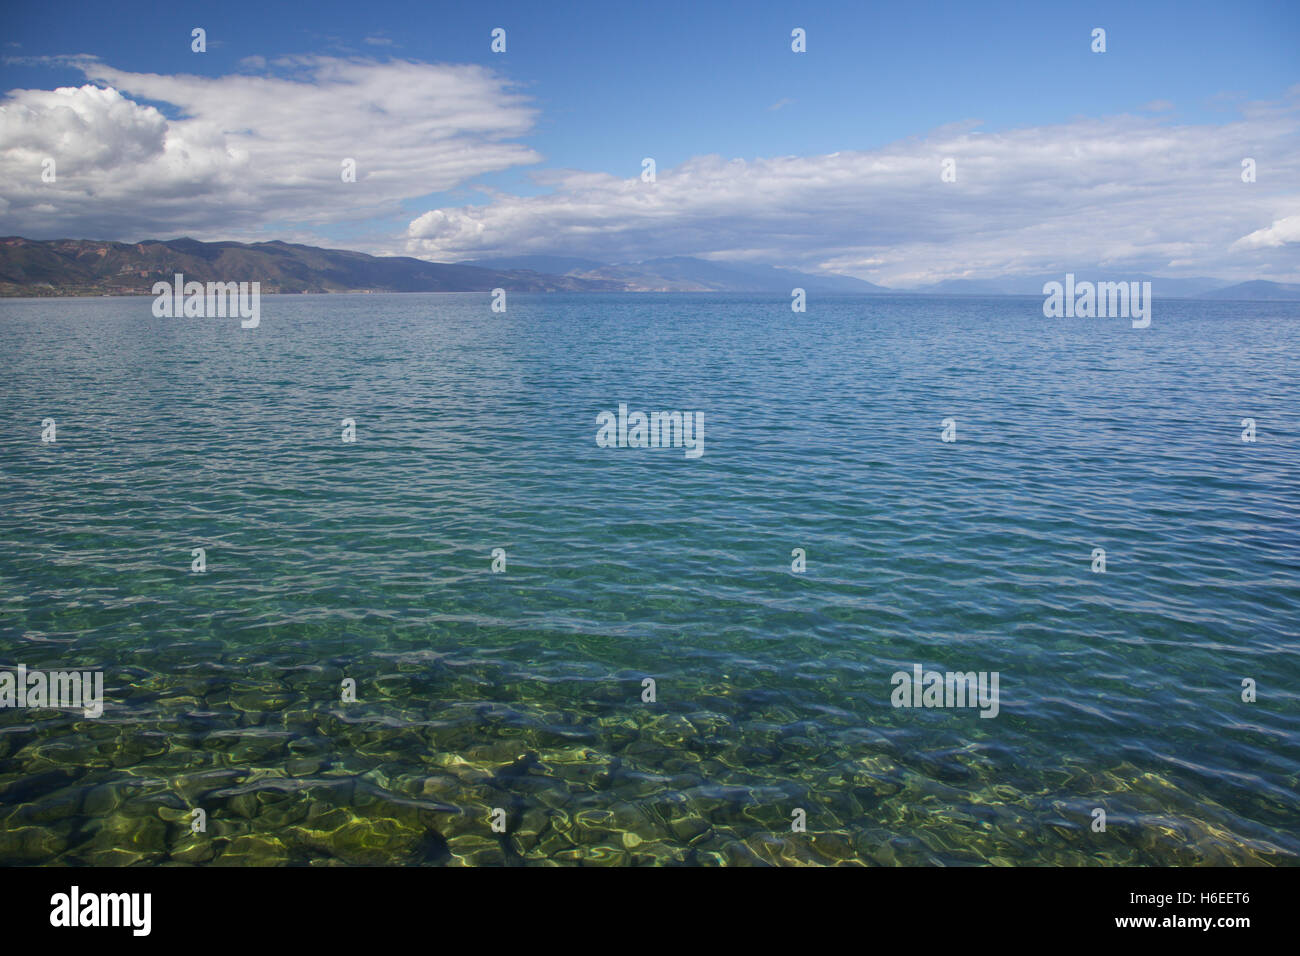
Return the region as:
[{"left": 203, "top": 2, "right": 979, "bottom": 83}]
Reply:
[{"left": 2, "top": 0, "right": 1298, "bottom": 283}]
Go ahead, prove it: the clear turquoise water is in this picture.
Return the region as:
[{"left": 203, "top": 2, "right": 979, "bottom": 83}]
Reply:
[{"left": 0, "top": 292, "right": 1297, "bottom": 865}]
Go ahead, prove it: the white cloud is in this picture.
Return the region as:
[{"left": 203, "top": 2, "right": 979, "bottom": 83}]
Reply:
[
  {"left": 1231, "top": 214, "right": 1300, "bottom": 249},
  {"left": 0, "top": 56, "right": 540, "bottom": 241},
  {"left": 3, "top": 56, "right": 1298, "bottom": 284},
  {"left": 406, "top": 109, "right": 1300, "bottom": 284}
]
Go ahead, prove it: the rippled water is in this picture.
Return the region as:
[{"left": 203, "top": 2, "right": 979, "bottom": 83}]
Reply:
[{"left": 1, "top": 292, "right": 1297, "bottom": 866}]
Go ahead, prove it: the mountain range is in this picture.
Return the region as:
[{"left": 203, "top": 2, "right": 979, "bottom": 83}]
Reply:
[
  {"left": 0, "top": 237, "right": 622, "bottom": 297},
  {"left": 2, "top": 237, "right": 1298, "bottom": 300},
  {"left": 463, "top": 254, "right": 891, "bottom": 294}
]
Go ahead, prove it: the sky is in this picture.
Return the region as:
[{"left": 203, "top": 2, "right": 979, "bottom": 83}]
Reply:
[{"left": 1, "top": 0, "right": 1298, "bottom": 285}]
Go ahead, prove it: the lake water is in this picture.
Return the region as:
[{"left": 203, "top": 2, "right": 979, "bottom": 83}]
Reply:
[{"left": 1, "top": 292, "right": 1297, "bottom": 865}]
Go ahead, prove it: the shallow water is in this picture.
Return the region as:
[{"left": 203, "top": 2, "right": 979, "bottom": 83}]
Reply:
[{"left": 1, "top": 292, "right": 1297, "bottom": 865}]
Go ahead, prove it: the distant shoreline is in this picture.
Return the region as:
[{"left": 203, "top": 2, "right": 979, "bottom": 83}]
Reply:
[
  {"left": 4, "top": 237, "right": 1299, "bottom": 301},
  {"left": 6, "top": 289, "right": 1300, "bottom": 304}
]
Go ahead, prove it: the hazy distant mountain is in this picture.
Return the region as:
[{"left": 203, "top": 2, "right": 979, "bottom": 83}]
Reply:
[
  {"left": 906, "top": 274, "right": 1231, "bottom": 298},
  {"left": 470, "top": 253, "right": 891, "bottom": 293},
  {"left": 463, "top": 255, "right": 610, "bottom": 275},
  {"left": 1198, "top": 280, "right": 1300, "bottom": 300},
  {"left": 631, "top": 257, "right": 892, "bottom": 293},
  {"left": 0, "top": 237, "right": 624, "bottom": 296},
  {"left": 902, "top": 278, "right": 1023, "bottom": 295}
]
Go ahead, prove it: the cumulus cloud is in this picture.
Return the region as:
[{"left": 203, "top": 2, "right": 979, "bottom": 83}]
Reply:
[
  {"left": 0, "top": 56, "right": 540, "bottom": 241},
  {"left": 1231, "top": 214, "right": 1300, "bottom": 250},
  {"left": 406, "top": 109, "right": 1300, "bottom": 284}
]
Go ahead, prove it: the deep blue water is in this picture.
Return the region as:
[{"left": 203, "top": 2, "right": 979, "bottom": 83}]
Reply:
[{"left": 0, "top": 292, "right": 1297, "bottom": 865}]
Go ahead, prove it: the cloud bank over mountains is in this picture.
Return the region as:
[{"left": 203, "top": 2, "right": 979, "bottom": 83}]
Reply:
[
  {"left": 0, "top": 56, "right": 538, "bottom": 240},
  {"left": 2, "top": 56, "right": 1297, "bottom": 285},
  {"left": 405, "top": 94, "right": 1300, "bottom": 285}
]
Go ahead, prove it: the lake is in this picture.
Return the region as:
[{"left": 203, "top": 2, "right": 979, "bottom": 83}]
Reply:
[{"left": 0, "top": 292, "right": 1296, "bottom": 865}]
